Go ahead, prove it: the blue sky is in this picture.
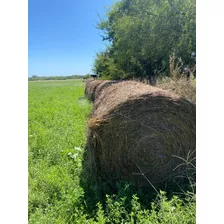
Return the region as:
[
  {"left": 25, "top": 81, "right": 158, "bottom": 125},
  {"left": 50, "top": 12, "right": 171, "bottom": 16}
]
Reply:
[{"left": 28, "top": 0, "right": 118, "bottom": 77}]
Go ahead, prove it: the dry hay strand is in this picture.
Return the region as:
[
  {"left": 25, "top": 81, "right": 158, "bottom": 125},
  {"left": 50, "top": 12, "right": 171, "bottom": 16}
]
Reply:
[
  {"left": 86, "top": 81, "right": 196, "bottom": 188},
  {"left": 94, "top": 80, "right": 120, "bottom": 100},
  {"left": 157, "top": 77, "right": 196, "bottom": 104},
  {"left": 85, "top": 79, "right": 105, "bottom": 101}
]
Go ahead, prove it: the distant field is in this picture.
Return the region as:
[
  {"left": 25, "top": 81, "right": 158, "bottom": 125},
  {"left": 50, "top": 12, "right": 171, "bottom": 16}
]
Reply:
[{"left": 28, "top": 79, "right": 195, "bottom": 223}]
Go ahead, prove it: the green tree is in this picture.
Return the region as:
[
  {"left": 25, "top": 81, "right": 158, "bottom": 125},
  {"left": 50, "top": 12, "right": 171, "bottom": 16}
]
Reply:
[{"left": 94, "top": 0, "right": 196, "bottom": 81}]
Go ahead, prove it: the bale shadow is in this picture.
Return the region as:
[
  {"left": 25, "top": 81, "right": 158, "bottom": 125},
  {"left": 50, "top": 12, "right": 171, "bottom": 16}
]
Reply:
[{"left": 80, "top": 142, "right": 195, "bottom": 215}]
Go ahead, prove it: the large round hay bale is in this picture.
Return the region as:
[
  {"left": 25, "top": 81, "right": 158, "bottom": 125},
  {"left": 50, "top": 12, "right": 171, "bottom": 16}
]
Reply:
[
  {"left": 86, "top": 81, "right": 196, "bottom": 188},
  {"left": 85, "top": 79, "right": 105, "bottom": 101},
  {"left": 94, "top": 80, "right": 120, "bottom": 101}
]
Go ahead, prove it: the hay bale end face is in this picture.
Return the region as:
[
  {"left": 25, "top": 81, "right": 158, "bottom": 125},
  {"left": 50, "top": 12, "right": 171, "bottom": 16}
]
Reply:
[{"left": 86, "top": 81, "right": 196, "bottom": 188}]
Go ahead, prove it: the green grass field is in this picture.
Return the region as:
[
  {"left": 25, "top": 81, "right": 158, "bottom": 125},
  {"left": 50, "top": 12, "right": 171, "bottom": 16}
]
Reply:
[{"left": 28, "top": 79, "right": 195, "bottom": 223}]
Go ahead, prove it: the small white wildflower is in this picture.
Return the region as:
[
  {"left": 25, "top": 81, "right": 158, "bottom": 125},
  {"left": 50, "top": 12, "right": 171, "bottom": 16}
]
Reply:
[
  {"left": 71, "top": 153, "right": 78, "bottom": 159},
  {"left": 74, "top": 147, "right": 82, "bottom": 151}
]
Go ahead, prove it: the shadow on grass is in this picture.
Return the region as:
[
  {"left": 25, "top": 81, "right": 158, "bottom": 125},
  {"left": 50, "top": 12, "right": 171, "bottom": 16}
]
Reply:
[{"left": 79, "top": 149, "right": 195, "bottom": 215}]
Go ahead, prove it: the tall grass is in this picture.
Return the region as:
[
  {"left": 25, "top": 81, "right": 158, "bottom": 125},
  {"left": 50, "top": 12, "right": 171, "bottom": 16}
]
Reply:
[
  {"left": 29, "top": 79, "right": 195, "bottom": 223},
  {"left": 157, "top": 76, "right": 196, "bottom": 104}
]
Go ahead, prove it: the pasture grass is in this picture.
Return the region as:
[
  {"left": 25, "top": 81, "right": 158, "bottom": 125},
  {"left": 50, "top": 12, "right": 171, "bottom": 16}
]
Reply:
[{"left": 28, "top": 79, "right": 195, "bottom": 223}]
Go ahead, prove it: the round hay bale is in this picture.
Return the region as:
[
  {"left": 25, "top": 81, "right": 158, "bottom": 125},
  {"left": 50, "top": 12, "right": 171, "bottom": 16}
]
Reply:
[
  {"left": 85, "top": 80, "right": 105, "bottom": 101},
  {"left": 86, "top": 81, "right": 196, "bottom": 188},
  {"left": 94, "top": 80, "right": 121, "bottom": 102}
]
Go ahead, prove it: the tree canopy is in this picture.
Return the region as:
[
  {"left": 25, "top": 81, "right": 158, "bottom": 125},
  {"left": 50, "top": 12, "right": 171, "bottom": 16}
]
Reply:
[{"left": 93, "top": 0, "right": 196, "bottom": 80}]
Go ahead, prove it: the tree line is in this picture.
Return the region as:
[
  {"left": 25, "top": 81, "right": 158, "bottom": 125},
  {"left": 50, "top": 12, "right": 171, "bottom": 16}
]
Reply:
[
  {"left": 28, "top": 74, "right": 87, "bottom": 81},
  {"left": 93, "top": 0, "right": 196, "bottom": 83}
]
